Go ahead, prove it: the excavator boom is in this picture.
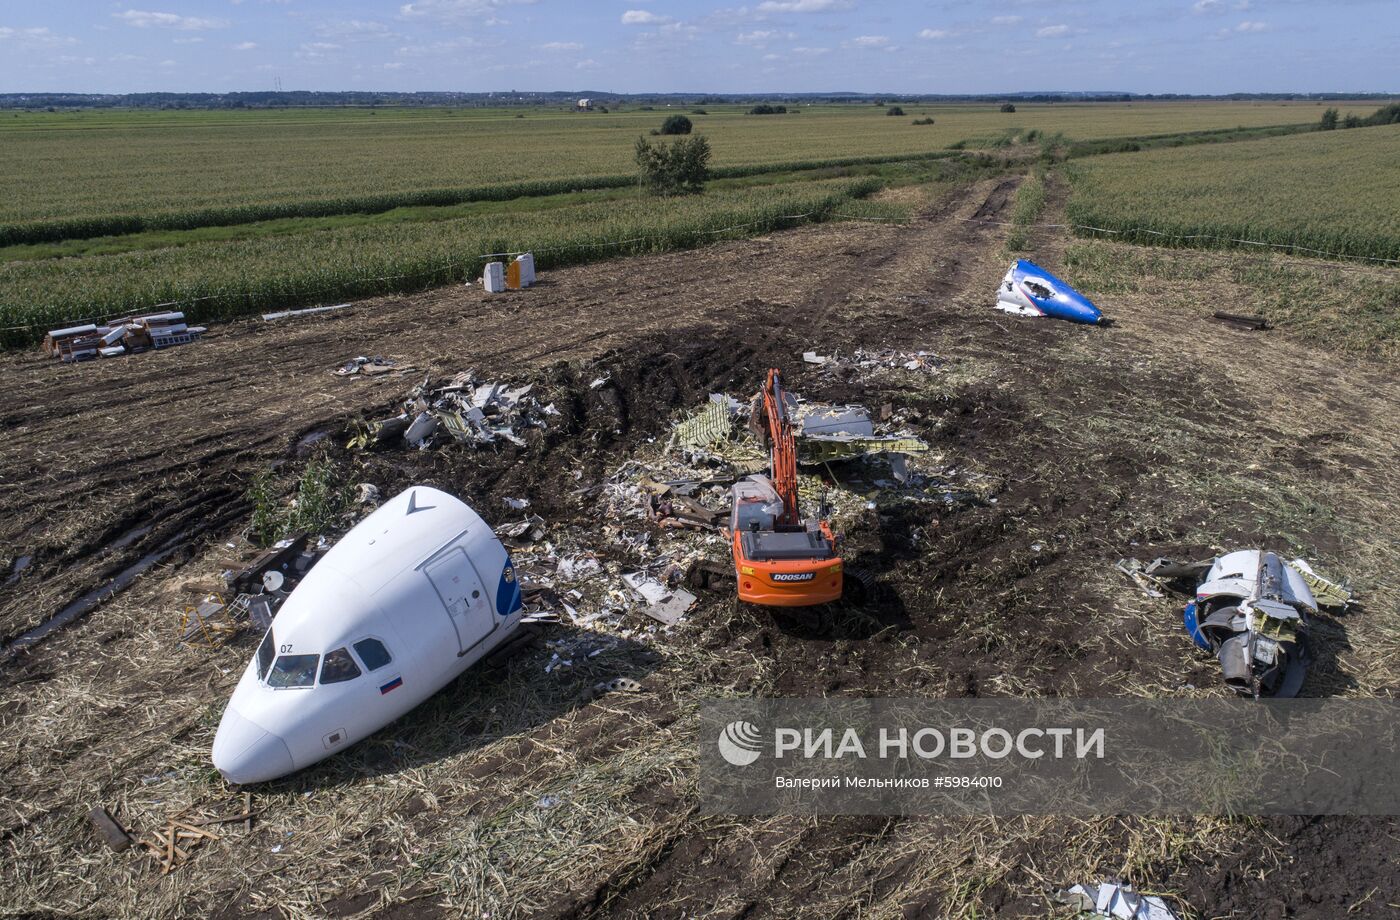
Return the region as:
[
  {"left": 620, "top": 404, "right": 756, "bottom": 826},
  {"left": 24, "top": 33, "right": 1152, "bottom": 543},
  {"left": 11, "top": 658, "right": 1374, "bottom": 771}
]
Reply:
[{"left": 762, "top": 369, "right": 800, "bottom": 526}]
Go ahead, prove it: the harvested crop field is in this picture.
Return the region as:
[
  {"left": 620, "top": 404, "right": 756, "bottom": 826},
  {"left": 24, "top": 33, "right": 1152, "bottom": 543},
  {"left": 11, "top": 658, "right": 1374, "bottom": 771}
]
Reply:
[{"left": 3, "top": 176, "right": 1399, "bottom": 918}]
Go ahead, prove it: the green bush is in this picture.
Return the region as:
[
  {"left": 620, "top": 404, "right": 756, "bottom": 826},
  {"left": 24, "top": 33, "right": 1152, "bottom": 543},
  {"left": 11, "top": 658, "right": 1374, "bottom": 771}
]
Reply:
[
  {"left": 659, "top": 114, "right": 693, "bottom": 135},
  {"left": 1319, "top": 107, "right": 1339, "bottom": 130},
  {"left": 912, "top": 117, "right": 935, "bottom": 125},
  {"left": 886, "top": 106, "right": 905, "bottom": 117},
  {"left": 747, "top": 104, "right": 787, "bottom": 115},
  {"left": 1363, "top": 103, "right": 1400, "bottom": 125},
  {"left": 246, "top": 459, "right": 353, "bottom": 547},
  {"left": 634, "top": 134, "right": 711, "bottom": 195},
  {"left": 999, "top": 103, "right": 1016, "bottom": 113}
]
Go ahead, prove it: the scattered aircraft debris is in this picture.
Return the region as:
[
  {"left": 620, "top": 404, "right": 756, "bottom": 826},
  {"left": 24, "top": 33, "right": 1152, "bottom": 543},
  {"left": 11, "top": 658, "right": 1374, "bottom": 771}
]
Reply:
[
  {"left": 1122, "top": 550, "right": 1352, "bottom": 698},
  {"left": 1056, "top": 881, "right": 1180, "bottom": 919},
  {"left": 805, "top": 347, "right": 943, "bottom": 377},
  {"left": 996, "top": 259, "right": 1105, "bottom": 325},
  {"left": 333, "top": 355, "right": 402, "bottom": 377},
  {"left": 583, "top": 676, "right": 643, "bottom": 701},
  {"left": 261, "top": 303, "right": 351, "bottom": 322},
  {"left": 43, "top": 311, "right": 205, "bottom": 362},
  {"left": 212, "top": 487, "right": 526, "bottom": 784},
  {"left": 182, "top": 535, "right": 328, "bottom": 647},
  {"left": 348, "top": 370, "right": 553, "bottom": 451},
  {"left": 622, "top": 571, "right": 697, "bottom": 624},
  {"left": 1186, "top": 550, "right": 1320, "bottom": 698}
]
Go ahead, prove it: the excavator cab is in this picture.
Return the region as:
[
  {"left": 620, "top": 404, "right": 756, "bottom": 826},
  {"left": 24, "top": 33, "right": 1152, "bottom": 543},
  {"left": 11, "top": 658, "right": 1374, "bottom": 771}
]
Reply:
[{"left": 728, "top": 371, "right": 843, "bottom": 607}]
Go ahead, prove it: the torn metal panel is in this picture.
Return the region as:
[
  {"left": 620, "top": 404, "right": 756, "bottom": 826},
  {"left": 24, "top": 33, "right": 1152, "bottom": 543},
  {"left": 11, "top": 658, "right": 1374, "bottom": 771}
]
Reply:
[
  {"left": 797, "top": 435, "right": 929, "bottom": 465},
  {"left": 1056, "top": 882, "right": 1179, "bottom": 919},
  {"left": 404, "top": 412, "right": 440, "bottom": 448},
  {"left": 796, "top": 404, "right": 875, "bottom": 438},
  {"left": 1287, "top": 557, "right": 1352, "bottom": 611},
  {"left": 621, "top": 572, "right": 695, "bottom": 625}
]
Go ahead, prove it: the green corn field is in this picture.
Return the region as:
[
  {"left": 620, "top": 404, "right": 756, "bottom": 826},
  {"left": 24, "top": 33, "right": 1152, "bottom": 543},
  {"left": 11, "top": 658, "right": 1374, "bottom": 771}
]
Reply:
[
  {"left": 0, "top": 177, "right": 881, "bottom": 347},
  {"left": 0, "top": 102, "right": 1358, "bottom": 244},
  {"left": 1066, "top": 124, "right": 1400, "bottom": 262}
]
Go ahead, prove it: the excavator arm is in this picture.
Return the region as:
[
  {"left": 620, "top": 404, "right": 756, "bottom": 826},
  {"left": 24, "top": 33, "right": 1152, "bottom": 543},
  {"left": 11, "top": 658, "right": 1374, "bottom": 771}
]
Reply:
[{"left": 761, "top": 368, "right": 800, "bottom": 527}]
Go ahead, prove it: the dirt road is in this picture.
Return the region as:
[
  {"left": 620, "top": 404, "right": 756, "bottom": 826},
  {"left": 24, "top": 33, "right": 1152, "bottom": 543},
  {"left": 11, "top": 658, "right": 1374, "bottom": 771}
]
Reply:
[{"left": 3, "top": 175, "right": 1398, "bottom": 918}]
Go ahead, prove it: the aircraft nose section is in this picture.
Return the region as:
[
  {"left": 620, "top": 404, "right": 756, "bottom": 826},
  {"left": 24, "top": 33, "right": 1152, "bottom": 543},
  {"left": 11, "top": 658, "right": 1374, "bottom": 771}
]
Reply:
[{"left": 212, "top": 707, "right": 295, "bottom": 785}]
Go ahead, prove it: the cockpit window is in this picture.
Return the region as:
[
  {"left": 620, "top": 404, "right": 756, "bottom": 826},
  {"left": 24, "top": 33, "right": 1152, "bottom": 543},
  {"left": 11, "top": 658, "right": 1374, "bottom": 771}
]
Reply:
[
  {"left": 267, "top": 654, "right": 320, "bottom": 689},
  {"left": 353, "top": 637, "right": 392, "bottom": 671},
  {"left": 320, "top": 648, "right": 362, "bottom": 685},
  {"left": 256, "top": 630, "right": 276, "bottom": 680}
]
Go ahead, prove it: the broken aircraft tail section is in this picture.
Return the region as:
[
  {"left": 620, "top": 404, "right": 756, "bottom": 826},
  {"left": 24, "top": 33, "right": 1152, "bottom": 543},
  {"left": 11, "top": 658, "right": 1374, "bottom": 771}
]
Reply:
[{"left": 995, "top": 259, "right": 1105, "bottom": 325}]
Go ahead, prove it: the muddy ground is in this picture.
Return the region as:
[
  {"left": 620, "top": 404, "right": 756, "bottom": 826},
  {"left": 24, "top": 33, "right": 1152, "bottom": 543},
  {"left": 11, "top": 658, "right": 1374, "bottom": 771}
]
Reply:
[{"left": 2, "top": 176, "right": 1399, "bottom": 919}]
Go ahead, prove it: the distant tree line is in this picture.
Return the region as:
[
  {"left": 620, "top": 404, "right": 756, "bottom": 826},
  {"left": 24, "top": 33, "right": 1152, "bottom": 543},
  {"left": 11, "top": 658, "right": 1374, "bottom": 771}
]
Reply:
[{"left": 1319, "top": 103, "right": 1400, "bottom": 131}]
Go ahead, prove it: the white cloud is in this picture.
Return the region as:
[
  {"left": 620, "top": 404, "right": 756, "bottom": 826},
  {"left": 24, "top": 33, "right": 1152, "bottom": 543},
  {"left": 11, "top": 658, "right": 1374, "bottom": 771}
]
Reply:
[
  {"left": 791, "top": 45, "right": 830, "bottom": 56},
  {"left": 233, "top": 41, "right": 257, "bottom": 50},
  {"left": 1193, "top": 0, "right": 1223, "bottom": 12},
  {"left": 621, "top": 10, "right": 668, "bottom": 24},
  {"left": 317, "top": 20, "right": 393, "bottom": 40},
  {"left": 398, "top": 0, "right": 535, "bottom": 21},
  {"left": 756, "top": 0, "right": 852, "bottom": 12},
  {"left": 380, "top": 62, "right": 405, "bottom": 70},
  {"left": 851, "top": 35, "right": 889, "bottom": 47},
  {"left": 918, "top": 28, "right": 951, "bottom": 39},
  {"left": 575, "top": 58, "right": 600, "bottom": 70},
  {"left": 296, "top": 41, "right": 342, "bottom": 59},
  {"left": 539, "top": 41, "right": 583, "bottom": 51},
  {"left": 736, "top": 29, "right": 794, "bottom": 45},
  {"left": 115, "top": 10, "right": 230, "bottom": 31},
  {"left": 990, "top": 15, "right": 1021, "bottom": 26},
  {"left": 1035, "top": 24, "right": 1070, "bottom": 38},
  {"left": 1235, "top": 20, "right": 1269, "bottom": 31},
  {"left": 394, "top": 37, "right": 486, "bottom": 57},
  {"left": 0, "top": 26, "right": 78, "bottom": 47},
  {"left": 173, "top": 36, "right": 203, "bottom": 44}
]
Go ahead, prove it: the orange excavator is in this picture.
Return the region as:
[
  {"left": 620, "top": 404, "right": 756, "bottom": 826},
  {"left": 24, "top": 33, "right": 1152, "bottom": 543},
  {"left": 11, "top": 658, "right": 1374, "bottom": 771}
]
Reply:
[{"left": 728, "top": 368, "right": 843, "bottom": 606}]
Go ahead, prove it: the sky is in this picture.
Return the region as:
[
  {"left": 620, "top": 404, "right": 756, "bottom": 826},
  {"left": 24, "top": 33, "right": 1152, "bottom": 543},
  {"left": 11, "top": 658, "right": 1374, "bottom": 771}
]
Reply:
[{"left": 1, "top": 1, "right": 1396, "bottom": 95}]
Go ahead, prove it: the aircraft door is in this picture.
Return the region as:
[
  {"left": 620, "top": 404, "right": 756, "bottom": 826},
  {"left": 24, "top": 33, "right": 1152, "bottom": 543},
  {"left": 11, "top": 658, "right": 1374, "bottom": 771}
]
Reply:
[{"left": 423, "top": 547, "right": 495, "bottom": 656}]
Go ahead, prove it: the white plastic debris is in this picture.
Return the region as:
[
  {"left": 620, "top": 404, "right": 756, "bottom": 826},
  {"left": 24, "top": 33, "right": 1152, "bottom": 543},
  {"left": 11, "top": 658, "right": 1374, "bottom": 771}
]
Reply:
[
  {"left": 557, "top": 555, "right": 602, "bottom": 580},
  {"left": 503, "top": 497, "right": 530, "bottom": 510},
  {"left": 622, "top": 572, "right": 696, "bottom": 625},
  {"left": 357, "top": 483, "right": 381, "bottom": 505},
  {"left": 802, "top": 351, "right": 828, "bottom": 365},
  {"left": 404, "top": 412, "right": 439, "bottom": 448},
  {"left": 1058, "top": 882, "right": 1179, "bottom": 920}
]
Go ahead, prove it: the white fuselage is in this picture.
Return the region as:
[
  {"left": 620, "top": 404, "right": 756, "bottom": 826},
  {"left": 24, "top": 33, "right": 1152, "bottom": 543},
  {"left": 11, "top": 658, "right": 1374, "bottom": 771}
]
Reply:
[{"left": 212, "top": 486, "right": 524, "bottom": 784}]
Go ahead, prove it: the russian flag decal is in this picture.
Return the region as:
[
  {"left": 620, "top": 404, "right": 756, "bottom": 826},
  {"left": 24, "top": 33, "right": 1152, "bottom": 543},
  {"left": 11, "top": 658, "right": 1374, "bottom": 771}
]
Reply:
[{"left": 379, "top": 676, "right": 403, "bottom": 695}]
